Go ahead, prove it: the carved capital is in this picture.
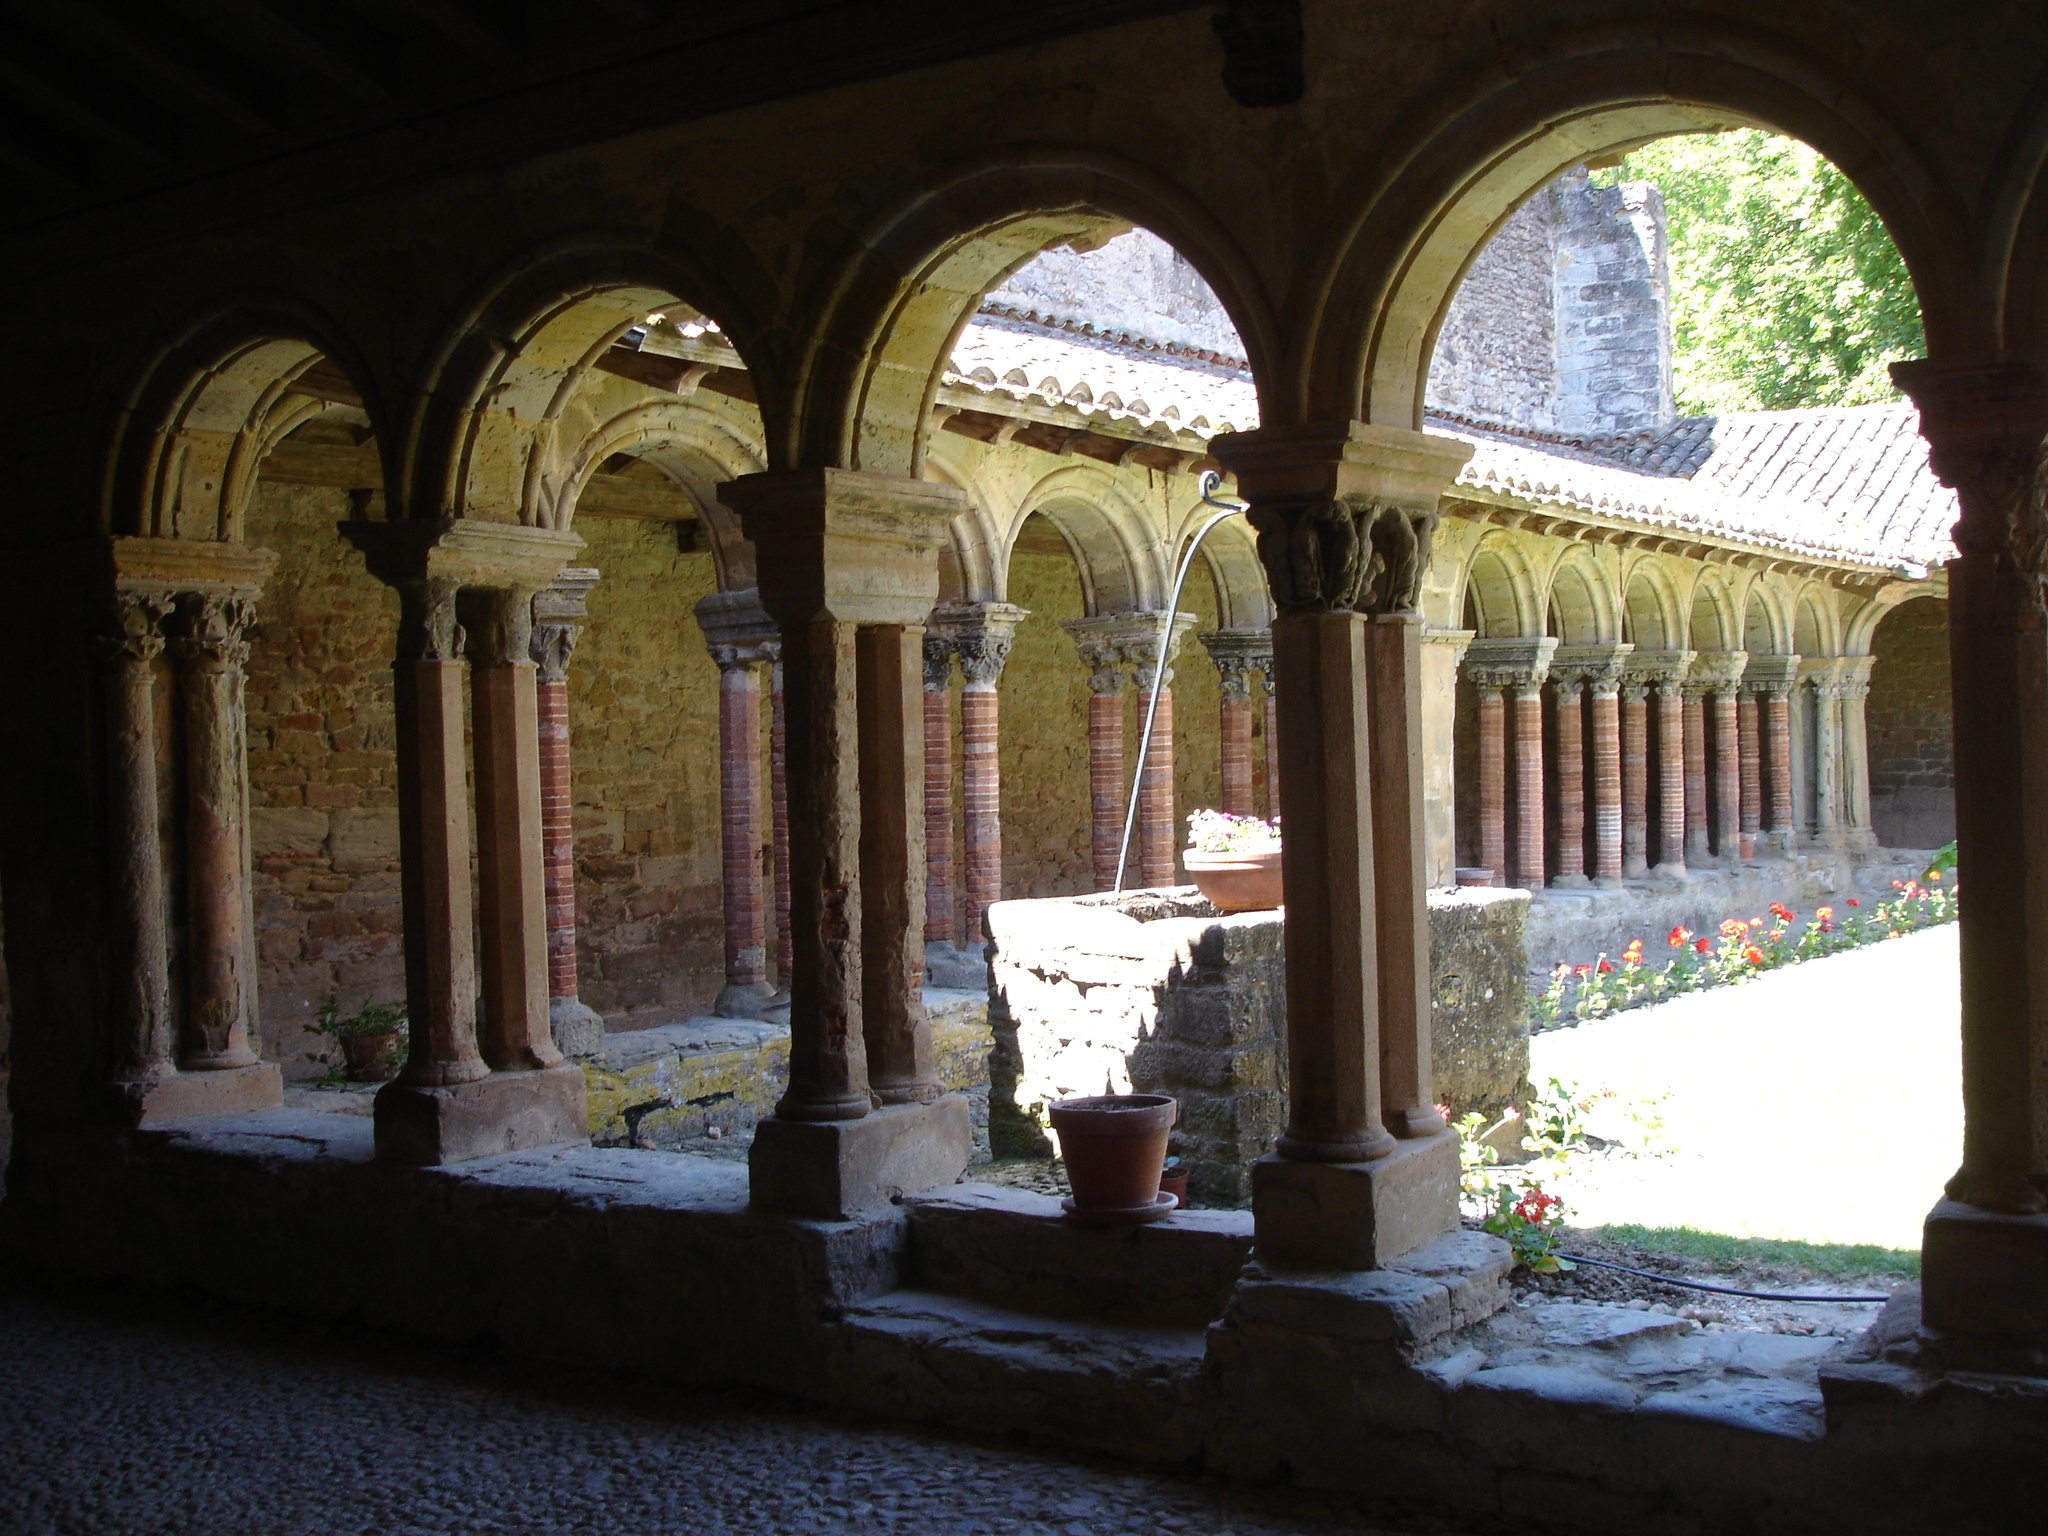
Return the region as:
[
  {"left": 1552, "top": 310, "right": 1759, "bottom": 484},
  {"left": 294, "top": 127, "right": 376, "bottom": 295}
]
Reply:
[
  {"left": 94, "top": 592, "right": 174, "bottom": 669},
  {"left": 1357, "top": 503, "right": 1438, "bottom": 616},
  {"left": 955, "top": 632, "right": 1014, "bottom": 687},
  {"left": 395, "top": 578, "right": 464, "bottom": 663},
  {"left": 172, "top": 593, "right": 256, "bottom": 672},
  {"left": 1551, "top": 643, "right": 1631, "bottom": 694},
  {"left": 1740, "top": 655, "right": 1801, "bottom": 699},
  {"left": 1200, "top": 628, "right": 1270, "bottom": 700},
  {"left": 931, "top": 601, "right": 1028, "bottom": 688},
  {"left": 460, "top": 587, "right": 533, "bottom": 669},
  {"left": 1248, "top": 496, "right": 1370, "bottom": 613},
  {"left": 1686, "top": 650, "right": 1749, "bottom": 696},
  {"left": 531, "top": 620, "right": 581, "bottom": 682},
  {"left": 530, "top": 567, "right": 597, "bottom": 680},
  {"left": 922, "top": 634, "right": 955, "bottom": 692},
  {"left": 1620, "top": 679, "right": 1649, "bottom": 705},
  {"left": 1462, "top": 635, "right": 1557, "bottom": 692}
]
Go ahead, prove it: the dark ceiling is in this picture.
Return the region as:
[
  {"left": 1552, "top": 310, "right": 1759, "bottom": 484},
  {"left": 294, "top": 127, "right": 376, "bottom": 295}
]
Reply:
[{"left": 0, "top": 0, "right": 1202, "bottom": 273}]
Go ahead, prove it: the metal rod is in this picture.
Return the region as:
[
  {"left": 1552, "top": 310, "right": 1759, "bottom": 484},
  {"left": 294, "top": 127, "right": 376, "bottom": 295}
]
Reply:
[{"left": 1113, "top": 471, "right": 1249, "bottom": 891}]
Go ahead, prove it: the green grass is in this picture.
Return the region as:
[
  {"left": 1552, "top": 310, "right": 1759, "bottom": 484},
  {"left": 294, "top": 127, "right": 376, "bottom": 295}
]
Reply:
[{"left": 1580, "top": 1222, "right": 1921, "bottom": 1282}]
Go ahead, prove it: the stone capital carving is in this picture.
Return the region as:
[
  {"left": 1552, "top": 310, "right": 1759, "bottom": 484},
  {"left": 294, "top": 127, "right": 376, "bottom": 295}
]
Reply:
[
  {"left": 1623, "top": 647, "right": 1695, "bottom": 692},
  {"left": 171, "top": 593, "right": 256, "bottom": 672},
  {"left": 954, "top": 633, "right": 1014, "bottom": 687},
  {"left": 1462, "top": 635, "right": 1557, "bottom": 691},
  {"left": 921, "top": 634, "right": 955, "bottom": 693},
  {"left": 530, "top": 567, "right": 598, "bottom": 681},
  {"left": 1060, "top": 616, "right": 1128, "bottom": 697},
  {"left": 930, "top": 601, "right": 1028, "bottom": 688},
  {"left": 1740, "top": 655, "right": 1801, "bottom": 698},
  {"left": 1200, "top": 628, "right": 1271, "bottom": 701},
  {"left": 1114, "top": 609, "right": 1200, "bottom": 691},
  {"left": 719, "top": 468, "right": 960, "bottom": 628},
  {"left": 1550, "top": 643, "right": 1632, "bottom": 694},
  {"left": 95, "top": 591, "right": 174, "bottom": 669},
  {"left": 396, "top": 577, "right": 464, "bottom": 663},
  {"left": 461, "top": 587, "right": 533, "bottom": 669},
  {"left": 695, "top": 587, "right": 779, "bottom": 672},
  {"left": 1620, "top": 679, "right": 1649, "bottom": 705},
  {"left": 1357, "top": 502, "right": 1438, "bottom": 616},
  {"left": 1247, "top": 496, "right": 1370, "bottom": 613},
  {"left": 1685, "top": 650, "right": 1749, "bottom": 696}
]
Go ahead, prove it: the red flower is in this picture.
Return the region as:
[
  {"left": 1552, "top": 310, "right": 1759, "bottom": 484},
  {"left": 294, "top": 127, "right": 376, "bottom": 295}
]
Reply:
[
  {"left": 1667, "top": 925, "right": 1688, "bottom": 948},
  {"left": 1694, "top": 937, "right": 1711, "bottom": 954},
  {"left": 1597, "top": 959, "right": 1614, "bottom": 974},
  {"left": 1744, "top": 945, "right": 1765, "bottom": 965},
  {"left": 1847, "top": 897, "right": 1861, "bottom": 908},
  {"left": 1770, "top": 902, "right": 1795, "bottom": 923},
  {"left": 1574, "top": 963, "right": 1593, "bottom": 979}
]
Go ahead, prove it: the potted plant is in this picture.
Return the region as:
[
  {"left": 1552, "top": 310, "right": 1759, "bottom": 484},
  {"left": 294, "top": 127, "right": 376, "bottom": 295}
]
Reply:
[
  {"left": 314, "top": 999, "right": 408, "bottom": 1083},
  {"left": 1182, "top": 809, "right": 1283, "bottom": 913},
  {"left": 1048, "top": 1093, "right": 1180, "bottom": 1223}
]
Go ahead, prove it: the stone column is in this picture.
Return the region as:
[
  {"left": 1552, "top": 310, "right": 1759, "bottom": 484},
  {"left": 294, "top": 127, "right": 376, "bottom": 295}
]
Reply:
[
  {"left": 723, "top": 469, "right": 971, "bottom": 1218},
  {"left": 770, "top": 659, "right": 792, "bottom": 996},
  {"left": 934, "top": 603, "right": 1026, "bottom": 950},
  {"left": 97, "top": 592, "right": 176, "bottom": 1089},
  {"left": 1202, "top": 630, "right": 1266, "bottom": 818},
  {"left": 531, "top": 569, "right": 604, "bottom": 1057},
  {"left": 1619, "top": 677, "right": 1650, "bottom": 878},
  {"left": 1560, "top": 648, "right": 1629, "bottom": 889},
  {"left": 1549, "top": 674, "right": 1587, "bottom": 889},
  {"left": 342, "top": 520, "right": 587, "bottom": 1166},
  {"left": 1212, "top": 419, "right": 1471, "bottom": 1271},
  {"left": 1837, "top": 655, "right": 1878, "bottom": 851},
  {"left": 1894, "top": 358, "right": 2048, "bottom": 1364},
  {"left": 1421, "top": 627, "right": 1473, "bottom": 888},
  {"left": 1691, "top": 653, "right": 1747, "bottom": 862},
  {"left": 921, "top": 636, "right": 956, "bottom": 944},
  {"left": 1062, "top": 619, "right": 1128, "bottom": 892},
  {"left": 172, "top": 594, "right": 260, "bottom": 1070},
  {"left": 1743, "top": 657, "right": 1800, "bottom": 857},
  {"left": 1736, "top": 688, "right": 1762, "bottom": 860},
  {"left": 1260, "top": 671, "right": 1280, "bottom": 820},
  {"left": 1800, "top": 659, "right": 1844, "bottom": 845},
  {"left": 1123, "top": 612, "right": 1197, "bottom": 888},
  {"left": 697, "top": 590, "right": 780, "bottom": 1019},
  {"left": 1628, "top": 650, "right": 1693, "bottom": 879}
]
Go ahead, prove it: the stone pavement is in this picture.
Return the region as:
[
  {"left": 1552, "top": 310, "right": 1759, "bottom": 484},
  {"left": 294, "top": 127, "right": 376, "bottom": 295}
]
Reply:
[{"left": 0, "top": 1265, "right": 1468, "bottom": 1536}]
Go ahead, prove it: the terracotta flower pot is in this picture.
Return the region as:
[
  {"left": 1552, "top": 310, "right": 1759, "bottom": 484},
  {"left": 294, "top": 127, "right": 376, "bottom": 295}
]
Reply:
[
  {"left": 1048, "top": 1093, "right": 1179, "bottom": 1223},
  {"left": 1184, "top": 847, "right": 1283, "bottom": 913},
  {"left": 340, "top": 1029, "right": 402, "bottom": 1083}
]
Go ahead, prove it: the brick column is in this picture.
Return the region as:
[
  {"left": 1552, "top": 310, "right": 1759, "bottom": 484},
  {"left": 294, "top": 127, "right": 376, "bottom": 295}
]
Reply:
[
  {"left": 698, "top": 590, "right": 780, "bottom": 1020},
  {"left": 1690, "top": 653, "right": 1747, "bottom": 862},
  {"left": 1202, "top": 630, "right": 1265, "bottom": 818},
  {"left": 1549, "top": 675, "right": 1587, "bottom": 888},
  {"left": 1736, "top": 689, "right": 1762, "bottom": 860},
  {"left": 921, "top": 636, "right": 956, "bottom": 944},
  {"left": 1894, "top": 358, "right": 2048, "bottom": 1364},
  {"left": 1062, "top": 619, "right": 1128, "bottom": 891},
  {"left": 1260, "top": 671, "right": 1280, "bottom": 819},
  {"left": 770, "top": 659, "right": 791, "bottom": 995},
  {"left": 1123, "top": 612, "right": 1197, "bottom": 888},
  {"left": 1586, "top": 664, "right": 1626, "bottom": 888},
  {"left": 933, "top": 603, "right": 1025, "bottom": 950},
  {"left": 531, "top": 569, "right": 603, "bottom": 1056},
  {"left": 725, "top": 469, "right": 970, "bottom": 1217},
  {"left": 96, "top": 592, "right": 176, "bottom": 1088},
  {"left": 342, "top": 519, "right": 587, "bottom": 1166},
  {"left": 1619, "top": 677, "right": 1649, "bottom": 878},
  {"left": 1465, "top": 637, "right": 1555, "bottom": 891},
  {"left": 1514, "top": 682, "right": 1547, "bottom": 888},
  {"left": 1474, "top": 683, "right": 1506, "bottom": 885},
  {"left": 1629, "top": 650, "right": 1693, "bottom": 879},
  {"left": 1681, "top": 674, "right": 1711, "bottom": 865},
  {"left": 1213, "top": 419, "right": 1472, "bottom": 1272},
  {"left": 1743, "top": 657, "right": 1800, "bottom": 858},
  {"left": 1548, "top": 646, "right": 1638, "bottom": 892}
]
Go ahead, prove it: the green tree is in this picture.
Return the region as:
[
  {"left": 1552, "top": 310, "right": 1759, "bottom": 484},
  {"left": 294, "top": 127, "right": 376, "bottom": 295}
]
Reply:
[{"left": 1605, "top": 130, "right": 1923, "bottom": 415}]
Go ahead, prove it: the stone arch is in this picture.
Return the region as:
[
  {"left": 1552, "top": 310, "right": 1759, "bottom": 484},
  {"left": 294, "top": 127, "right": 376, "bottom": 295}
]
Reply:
[
  {"left": 1006, "top": 463, "right": 1167, "bottom": 615},
  {"left": 1686, "top": 571, "right": 1740, "bottom": 652},
  {"left": 1457, "top": 533, "right": 1541, "bottom": 638},
  {"left": 1301, "top": 23, "right": 1972, "bottom": 427},
  {"left": 406, "top": 236, "right": 774, "bottom": 531},
  {"left": 922, "top": 442, "right": 1006, "bottom": 606},
  {"left": 1793, "top": 584, "right": 1841, "bottom": 657},
  {"left": 105, "top": 300, "right": 388, "bottom": 543},
  {"left": 1193, "top": 514, "right": 1273, "bottom": 633},
  {"left": 1542, "top": 547, "right": 1617, "bottom": 644},
  {"left": 1619, "top": 557, "right": 1684, "bottom": 649},
  {"left": 555, "top": 400, "right": 765, "bottom": 592},
  {"left": 1743, "top": 579, "right": 1795, "bottom": 656},
  {"left": 1987, "top": 64, "right": 2048, "bottom": 354},
  {"left": 797, "top": 148, "right": 1278, "bottom": 477}
]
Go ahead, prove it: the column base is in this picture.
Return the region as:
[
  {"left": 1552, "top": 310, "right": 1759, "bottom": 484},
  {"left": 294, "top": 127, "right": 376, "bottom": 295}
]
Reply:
[
  {"left": 116, "top": 1063, "right": 283, "bottom": 1127},
  {"left": 1548, "top": 873, "right": 1591, "bottom": 891},
  {"left": 923, "top": 940, "right": 988, "bottom": 991},
  {"left": 549, "top": 996, "right": 607, "bottom": 1059},
  {"left": 1920, "top": 1198, "right": 2048, "bottom": 1375},
  {"left": 374, "top": 1063, "right": 588, "bottom": 1165},
  {"left": 749, "top": 1094, "right": 970, "bottom": 1219},
  {"left": 1252, "top": 1130, "right": 1458, "bottom": 1271},
  {"left": 1649, "top": 863, "right": 1690, "bottom": 886},
  {"left": 713, "top": 980, "right": 779, "bottom": 1019}
]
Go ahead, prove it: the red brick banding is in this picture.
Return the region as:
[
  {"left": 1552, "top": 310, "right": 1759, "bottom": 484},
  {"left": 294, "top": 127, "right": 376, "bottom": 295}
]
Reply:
[
  {"left": 1620, "top": 681, "right": 1649, "bottom": 877},
  {"left": 1476, "top": 686, "right": 1506, "bottom": 886},
  {"left": 1551, "top": 680, "right": 1586, "bottom": 885},
  {"left": 1087, "top": 686, "right": 1125, "bottom": 891},
  {"left": 1138, "top": 686, "right": 1177, "bottom": 887},
  {"left": 770, "top": 664, "right": 791, "bottom": 989},
  {"left": 1655, "top": 682, "right": 1687, "bottom": 874},
  {"left": 1711, "top": 688, "right": 1741, "bottom": 861},
  {"left": 715, "top": 659, "right": 768, "bottom": 990},
  {"left": 960, "top": 681, "right": 1002, "bottom": 945},
  {"left": 1737, "top": 690, "right": 1762, "bottom": 859},
  {"left": 1513, "top": 686, "right": 1545, "bottom": 889},
  {"left": 1766, "top": 690, "right": 1794, "bottom": 844},
  {"left": 1589, "top": 682, "right": 1622, "bottom": 885},
  {"left": 922, "top": 644, "right": 955, "bottom": 944},
  {"left": 1682, "top": 686, "right": 1710, "bottom": 862},
  {"left": 536, "top": 674, "right": 580, "bottom": 1002}
]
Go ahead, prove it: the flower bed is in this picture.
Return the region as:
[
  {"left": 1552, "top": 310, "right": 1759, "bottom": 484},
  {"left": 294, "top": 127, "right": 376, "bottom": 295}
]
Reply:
[{"left": 1530, "top": 856, "right": 1958, "bottom": 1032}]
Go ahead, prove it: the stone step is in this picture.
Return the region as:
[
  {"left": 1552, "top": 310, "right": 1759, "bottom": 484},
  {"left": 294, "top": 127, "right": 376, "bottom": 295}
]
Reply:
[
  {"left": 837, "top": 1288, "right": 1209, "bottom": 1461},
  {"left": 901, "top": 1182, "right": 1253, "bottom": 1325}
]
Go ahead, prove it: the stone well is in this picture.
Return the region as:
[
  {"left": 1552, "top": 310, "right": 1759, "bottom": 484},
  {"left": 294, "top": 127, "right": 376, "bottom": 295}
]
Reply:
[{"left": 987, "top": 885, "right": 1529, "bottom": 1205}]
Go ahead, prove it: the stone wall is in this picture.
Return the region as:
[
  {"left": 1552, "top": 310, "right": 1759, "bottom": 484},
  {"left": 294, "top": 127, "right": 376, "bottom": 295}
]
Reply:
[
  {"left": 1867, "top": 596, "right": 1955, "bottom": 848},
  {"left": 987, "top": 887, "right": 1531, "bottom": 1204},
  {"left": 1552, "top": 171, "right": 1674, "bottom": 437},
  {"left": 1428, "top": 190, "right": 1562, "bottom": 431},
  {"left": 988, "top": 228, "right": 1247, "bottom": 359},
  {"left": 243, "top": 481, "right": 405, "bottom": 1072},
  {"left": 566, "top": 516, "right": 727, "bottom": 1025}
]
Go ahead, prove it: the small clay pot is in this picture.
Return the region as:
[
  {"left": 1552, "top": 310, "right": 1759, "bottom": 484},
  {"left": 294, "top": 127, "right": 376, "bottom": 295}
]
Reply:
[
  {"left": 340, "top": 1030, "right": 402, "bottom": 1083},
  {"left": 1184, "top": 847, "right": 1283, "bottom": 913},
  {"left": 1158, "top": 1166, "right": 1191, "bottom": 1205},
  {"left": 1049, "top": 1093, "right": 1178, "bottom": 1220}
]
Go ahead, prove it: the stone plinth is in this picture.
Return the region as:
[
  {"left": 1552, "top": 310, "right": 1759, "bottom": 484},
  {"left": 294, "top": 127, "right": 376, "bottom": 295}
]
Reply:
[
  {"left": 373, "top": 1064, "right": 588, "bottom": 1165},
  {"left": 749, "top": 1095, "right": 971, "bottom": 1219},
  {"left": 1250, "top": 1131, "right": 1459, "bottom": 1270},
  {"left": 117, "top": 1063, "right": 284, "bottom": 1127},
  {"left": 1920, "top": 1199, "right": 2048, "bottom": 1375},
  {"left": 987, "top": 886, "right": 1530, "bottom": 1203}
]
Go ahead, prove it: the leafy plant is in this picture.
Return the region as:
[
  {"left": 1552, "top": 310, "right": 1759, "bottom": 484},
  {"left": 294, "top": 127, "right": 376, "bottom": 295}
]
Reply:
[
  {"left": 1483, "top": 1183, "right": 1574, "bottom": 1274},
  {"left": 315, "top": 999, "right": 407, "bottom": 1040},
  {"left": 1185, "top": 809, "right": 1280, "bottom": 854}
]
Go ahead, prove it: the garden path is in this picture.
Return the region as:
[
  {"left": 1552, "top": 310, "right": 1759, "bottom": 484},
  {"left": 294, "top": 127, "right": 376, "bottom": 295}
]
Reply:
[{"left": 1527, "top": 923, "right": 1959, "bottom": 1252}]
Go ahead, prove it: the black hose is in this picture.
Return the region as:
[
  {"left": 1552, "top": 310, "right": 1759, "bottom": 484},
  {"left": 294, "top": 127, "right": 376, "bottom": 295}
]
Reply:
[{"left": 1553, "top": 1252, "right": 1891, "bottom": 1304}]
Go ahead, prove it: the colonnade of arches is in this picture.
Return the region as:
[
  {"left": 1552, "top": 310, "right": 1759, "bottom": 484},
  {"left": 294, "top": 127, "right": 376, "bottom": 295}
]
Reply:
[{"left": 10, "top": 6, "right": 2047, "bottom": 1366}]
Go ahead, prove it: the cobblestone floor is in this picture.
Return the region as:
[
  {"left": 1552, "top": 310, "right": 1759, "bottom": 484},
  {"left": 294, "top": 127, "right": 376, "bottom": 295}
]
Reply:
[{"left": 0, "top": 1263, "right": 1468, "bottom": 1536}]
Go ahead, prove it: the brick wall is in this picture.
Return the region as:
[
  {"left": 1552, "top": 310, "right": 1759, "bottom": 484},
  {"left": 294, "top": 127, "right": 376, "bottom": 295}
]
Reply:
[
  {"left": 566, "top": 516, "right": 727, "bottom": 1024},
  {"left": 243, "top": 480, "right": 405, "bottom": 1071},
  {"left": 1867, "top": 596, "right": 1955, "bottom": 848}
]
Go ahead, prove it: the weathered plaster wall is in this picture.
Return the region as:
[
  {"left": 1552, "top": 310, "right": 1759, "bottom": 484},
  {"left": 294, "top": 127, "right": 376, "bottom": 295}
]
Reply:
[
  {"left": 1867, "top": 596, "right": 1955, "bottom": 848},
  {"left": 243, "top": 480, "right": 404, "bottom": 1074},
  {"left": 567, "top": 515, "right": 727, "bottom": 1025}
]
